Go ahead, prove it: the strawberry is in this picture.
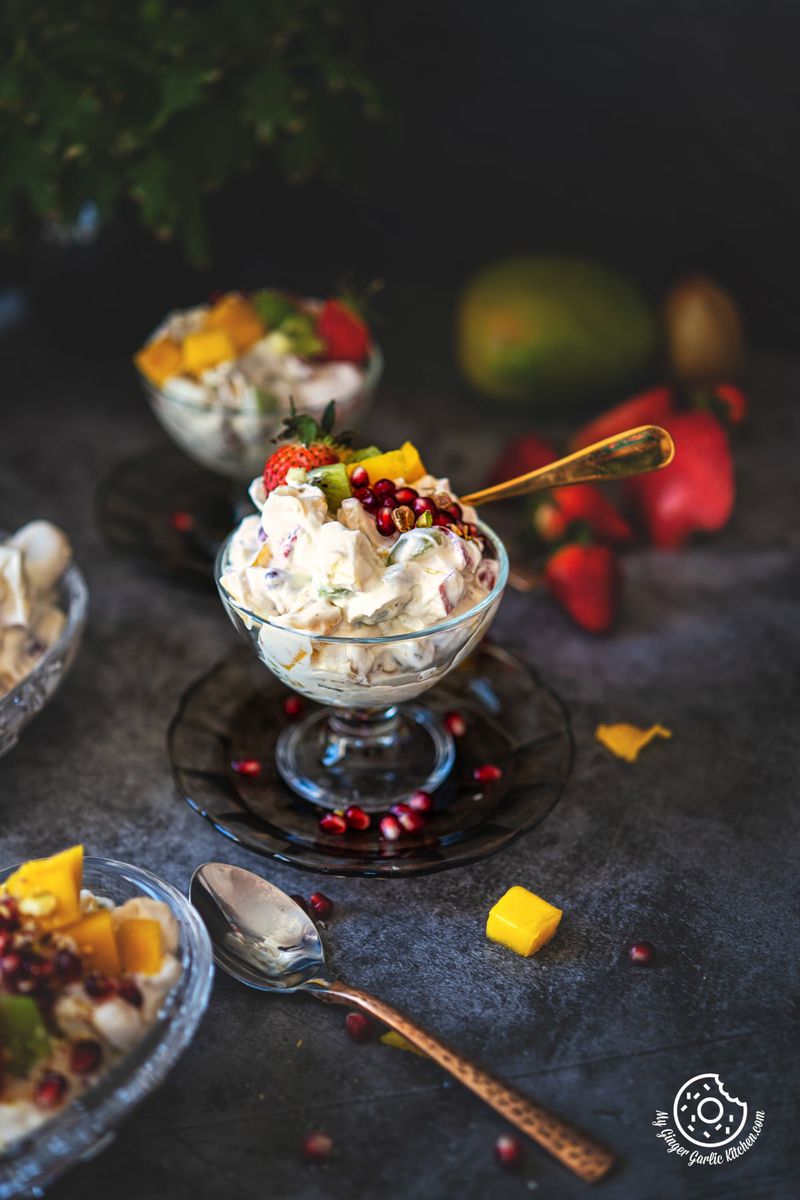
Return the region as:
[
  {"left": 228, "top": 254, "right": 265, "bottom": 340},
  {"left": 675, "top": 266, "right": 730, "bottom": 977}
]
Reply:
[
  {"left": 693, "top": 382, "right": 747, "bottom": 426},
  {"left": 533, "top": 483, "right": 632, "bottom": 544},
  {"left": 316, "top": 299, "right": 370, "bottom": 363},
  {"left": 572, "top": 386, "right": 674, "bottom": 450},
  {"left": 262, "top": 400, "right": 349, "bottom": 492},
  {"left": 487, "top": 434, "right": 557, "bottom": 487},
  {"left": 624, "top": 411, "right": 734, "bottom": 549},
  {"left": 544, "top": 543, "right": 620, "bottom": 633}
]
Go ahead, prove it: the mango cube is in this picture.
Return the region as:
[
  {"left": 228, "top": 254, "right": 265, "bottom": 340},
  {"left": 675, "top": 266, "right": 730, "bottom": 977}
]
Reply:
[
  {"left": 135, "top": 337, "right": 183, "bottom": 387},
  {"left": 206, "top": 293, "right": 265, "bottom": 353},
  {"left": 486, "top": 886, "right": 562, "bottom": 957},
  {"left": 182, "top": 327, "right": 235, "bottom": 375},
  {"left": 117, "top": 918, "right": 163, "bottom": 975},
  {"left": 68, "top": 909, "right": 121, "bottom": 975},
  {"left": 346, "top": 441, "right": 427, "bottom": 485},
  {"left": 4, "top": 845, "right": 84, "bottom": 931}
]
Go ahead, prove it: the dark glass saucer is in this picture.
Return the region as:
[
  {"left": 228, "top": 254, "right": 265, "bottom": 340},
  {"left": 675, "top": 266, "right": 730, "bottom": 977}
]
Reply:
[{"left": 168, "top": 642, "right": 573, "bottom": 877}]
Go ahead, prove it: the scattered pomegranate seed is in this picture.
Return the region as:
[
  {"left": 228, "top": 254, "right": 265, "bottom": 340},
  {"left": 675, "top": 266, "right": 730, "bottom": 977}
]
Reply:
[
  {"left": 389, "top": 802, "right": 412, "bottom": 816},
  {"left": 283, "top": 695, "right": 304, "bottom": 720},
  {"left": 376, "top": 506, "right": 397, "bottom": 537},
  {"left": 355, "top": 486, "right": 379, "bottom": 512},
  {"left": 344, "top": 804, "right": 370, "bottom": 831},
  {"left": 231, "top": 758, "right": 262, "bottom": 777},
  {"left": 119, "top": 979, "right": 143, "bottom": 1008},
  {"left": 494, "top": 1134, "right": 522, "bottom": 1170},
  {"left": 35, "top": 1071, "right": 68, "bottom": 1109},
  {"left": 350, "top": 465, "right": 369, "bottom": 489},
  {"left": 169, "top": 509, "right": 195, "bottom": 533},
  {"left": 473, "top": 763, "right": 503, "bottom": 783},
  {"left": 628, "top": 941, "right": 655, "bottom": 965},
  {"left": 373, "top": 478, "right": 396, "bottom": 497},
  {"left": 290, "top": 894, "right": 310, "bottom": 915},
  {"left": 412, "top": 495, "right": 436, "bottom": 516},
  {"left": 301, "top": 1131, "right": 333, "bottom": 1162},
  {"left": 319, "top": 812, "right": 347, "bottom": 835},
  {"left": 408, "top": 789, "right": 433, "bottom": 813},
  {"left": 379, "top": 814, "right": 402, "bottom": 841},
  {"left": 84, "top": 972, "right": 116, "bottom": 1000},
  {"left": 396, "top": 809, "right": 425, "bottom": 833},
  {"left": 394, "top": 487, "right": 418, "bottom": 505},
  {"left": 345, "top": 1011, "right": 373, "bottom": 1042},
  {"left": 444, "top": 710, "right": 467, "bottom": 737},
  {"left": 308, "top": 892, "right": 334, "bottom": 920},
  {"left": 54, "top": 949, "right": 82, "bottom": 982},
  {"left": 70, "top": 1038, "right": 103, "bottom": 1075}
]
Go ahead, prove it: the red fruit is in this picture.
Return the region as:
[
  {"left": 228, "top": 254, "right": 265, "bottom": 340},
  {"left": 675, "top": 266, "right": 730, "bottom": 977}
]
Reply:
[
  {"left": 319, "top": 812, "right": 348, "bottom": 835},
  {"left": 379, "top": 814, "right": 402, "bottom": 841},
  {"left": 487, "top": 434, "right": 557, "bottom": 487},
  {"left": 345, "top": 1011, "right": 373, "bottom": 1043},
  {"left": 408, "top": 789, "right": 433, "bottom": 813},
  {"left": 629, "top": 941, "right": 655, "bottom": 965},
  {"left": 118, "top": 979, "right": 143, "bottom": 1008},
  {"left": 572, "top": 385, "right": 675, "bottom": 450},
  {"left": 350, "top": 464, "right": 369, "bottom": 488},
  {"left": 0, "top": 931, "right": 11, "bottom": 956},
  {"left": 376, "top": 506, "right": 397, "bottom": 537},
  {"left": 308, "top": 892, "right": 333, "bottom": 920},
  {"left": 169, "top": 509, "right": 195, "bottom": 533},
  {"left": 473, "top": 763, "right": 503, "bottom": 783},
  {"left": 396, "top": 809, "right": 425, "bottom": 833},
  {"left": 344, "top": 805, "right": 370, "bottom": 831},
  {"left": 707, "top": 382, "right": 747, "bottom": 425},
  {"left": 0, "top": 898, "right": 19, "bottom": 932},
  {"left": 84, "top": 972, "right": 116, "bottom": 1000},
  {"left": 70, "top": 1039, "right": 103, "bottom": 1075},
  {"left": 290, "top": 894, "right": 310, "bottom": 915},
  {"left": 394, "top": 487, "right": 418, "bottom": 505},
  {"left": 54, "top": 950, "right": 82, "bottom": 983},
  {"left": 35, "top": 1071, "right": 68, "bottom": 1109},
  {"left": 534, "top": 483, "right": 632, "bottom": 545},
  {"left": 433, "top": 511, "right": 453, "bottom": 528},
  {"left": 301, "top": 1130, "right": 334, "bottom": 1162},
  {"left": 443, "top": 711, "right": 466, "bottom": 737},
  {"left": 373, "top": 478, "right": 396, "bottom": 497},
  {"left": 0, "top": 952, "right": 22, "bottom": 981},
  {"left": 283, "top": 695, "right": 304, "bottom": 720},
  {"left": 317, "top": 297, "right": 370, "bottom": 363},
  {"left": 544, "top": 543, "right": 620, "bottom": 633},
  {"left": 389, "top": 802, "right": 411, "bottom": 816},
  {"left": 445, "top": 501, "right": 463, "bottom": 521},
  {"left": 625, "top": 411, "right": 734, "bottom": 548},
  {"left": 355, "top": 486, "right": 379, "bottom": 512},
  {"left": 263, "top": 402, "right": 345, "bottom": 492},
  {"left": 494, "top": 1134, "right": 522, "bottom": 1170},
  {"left": 231, "top": 758, "right": 262, "bottom": 777},
  {"left": 412, "top": 495, "right": 436, "bottom": 516}
]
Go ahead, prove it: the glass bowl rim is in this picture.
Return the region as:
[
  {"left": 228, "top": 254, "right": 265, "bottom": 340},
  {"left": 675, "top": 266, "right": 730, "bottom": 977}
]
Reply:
[{"left": 215, "top": 514, "right": 509, "bottom": 646}]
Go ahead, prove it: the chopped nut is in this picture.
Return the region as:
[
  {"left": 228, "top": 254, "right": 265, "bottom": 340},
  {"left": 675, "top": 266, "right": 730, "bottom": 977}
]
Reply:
[
  {"left": 19, "top": 892, "right": 58, "bottom": 917},
  {"left": 391, "top": 505, "right": 415, "bottom": 533},
  {"left": 433, "top": 491, "right": 452, "bottom": 509},
  {"left": 415, "top": 510, "right": 433, "bottom": 528}
]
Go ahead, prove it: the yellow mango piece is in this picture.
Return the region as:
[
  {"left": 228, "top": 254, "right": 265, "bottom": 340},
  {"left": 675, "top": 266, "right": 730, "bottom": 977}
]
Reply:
[
  {"left": 595, "top": 722, "right": 672, "bottom": 763},
  {"left": 68, "top": 910, "right": 121, "bottom": 976},
  {"left": 134, "top": 337, "right": 183, "bottom": 387},
  {"left": 346, "top": 442, "right": 427, "bottom": 486},
  {"left": 117, "top": 918, "right": 163, "bottom": 975},
  {"left": 5, "top": 846, "right": 83, "bottom": 931},
  {"left": 182, "top": 328, "right": 236, "bottom": 374},
  {"left": 206, "top": 293, "right": 265, "bottom": 353},
  {"left": 486, "top": 886, "right": 562, "bottom": 958},
  {"left": 379, "top": 1031, "right": 428, "bottom": 1057}
]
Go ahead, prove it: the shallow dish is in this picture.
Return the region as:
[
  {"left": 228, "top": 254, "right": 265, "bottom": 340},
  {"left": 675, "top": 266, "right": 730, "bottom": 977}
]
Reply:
[{"left": 0, "top": 857, "right": 213, "bottom": 1198}]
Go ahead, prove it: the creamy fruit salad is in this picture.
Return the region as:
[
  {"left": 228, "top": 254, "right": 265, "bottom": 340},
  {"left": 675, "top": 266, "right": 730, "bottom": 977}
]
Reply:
[
  {"left": 0, "top": 522, "right": 72, "bottom": 698},
  {"left": 0, "top": 847, "right": 181, "bottom": 1151},
  {"left": 135, "top": 290, "right": 379, "bottom": 480},
  {"left": 219, "top": 407, "right": 500, "bottom": 704}
]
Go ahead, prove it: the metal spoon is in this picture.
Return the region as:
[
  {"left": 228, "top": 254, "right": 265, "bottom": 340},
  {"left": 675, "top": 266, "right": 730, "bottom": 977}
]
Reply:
[
  {"left": 460, "top": 424, "right": 674, "bottom": 507},
  {"left": 190, "top": 862, "right": 615, "bottom": 1183}
]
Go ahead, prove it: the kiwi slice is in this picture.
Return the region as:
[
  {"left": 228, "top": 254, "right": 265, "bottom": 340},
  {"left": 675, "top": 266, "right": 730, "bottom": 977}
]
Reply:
[
  {"left": 308, "top": 462, "right": 353, "bottom": 512},
  {"left": 0, "top": 995, "right": 50, "bottom": 1075},
  {"left": 348, "top": 445, "right": 382, "bottom": 462}
]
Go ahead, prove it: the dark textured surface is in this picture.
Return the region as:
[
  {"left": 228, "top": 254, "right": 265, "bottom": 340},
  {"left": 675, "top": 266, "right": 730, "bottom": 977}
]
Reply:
[{"left": 1, "top": 322, "right": 798, "bottom": 1199}]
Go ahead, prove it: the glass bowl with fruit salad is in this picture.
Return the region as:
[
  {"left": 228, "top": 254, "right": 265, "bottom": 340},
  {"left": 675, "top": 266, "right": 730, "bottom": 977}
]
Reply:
[
  {"left": 0, "top": 846, "right": 213, "bottom": 1198},
  {"left": 216, "top": 413, "right": 509, "bottom": 810},
  {"left": 134, "top": 289, "right": 383, "bottom": 482}
]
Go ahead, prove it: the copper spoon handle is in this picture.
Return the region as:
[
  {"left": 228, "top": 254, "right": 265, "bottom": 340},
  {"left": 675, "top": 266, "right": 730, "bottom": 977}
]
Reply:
[
  {"left": 460, "top": 424, "right": 674, "bottom": 507},
  {"left": 320, "top": 980, "right": 615, "bottom": 1183}
]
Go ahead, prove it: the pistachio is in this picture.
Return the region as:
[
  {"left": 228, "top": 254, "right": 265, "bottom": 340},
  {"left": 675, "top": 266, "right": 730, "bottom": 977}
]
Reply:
[{"left": 392, "top": 505, "right": 416, "bottom": 533}]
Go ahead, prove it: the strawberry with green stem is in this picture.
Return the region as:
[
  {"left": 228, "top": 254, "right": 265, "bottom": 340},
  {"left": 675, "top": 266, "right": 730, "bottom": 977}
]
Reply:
[{"left": 263, "top": 401, "right": 352, "bottom": 492}]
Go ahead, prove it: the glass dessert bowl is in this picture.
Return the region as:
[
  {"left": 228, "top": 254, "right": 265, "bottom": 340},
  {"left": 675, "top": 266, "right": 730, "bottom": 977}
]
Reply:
[{"left": 215, "top": 425, "right": 509, "bottom": 810}]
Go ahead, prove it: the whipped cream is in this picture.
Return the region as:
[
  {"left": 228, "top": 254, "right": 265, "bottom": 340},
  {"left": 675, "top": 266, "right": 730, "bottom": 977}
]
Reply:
[{"left": 0, "top": 522, "right": 71, "bottom": 698}]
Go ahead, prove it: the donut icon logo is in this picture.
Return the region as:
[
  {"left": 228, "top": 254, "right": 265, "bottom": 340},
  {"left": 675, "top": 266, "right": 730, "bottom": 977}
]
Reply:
[{"left": 673, "top": 1073, "right": 748, "bottom": 1148}]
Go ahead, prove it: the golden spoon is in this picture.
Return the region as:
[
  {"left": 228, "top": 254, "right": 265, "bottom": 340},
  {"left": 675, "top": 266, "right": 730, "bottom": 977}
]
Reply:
[{"left": 460, "top": 424, "right": 674, "bottom": 507}]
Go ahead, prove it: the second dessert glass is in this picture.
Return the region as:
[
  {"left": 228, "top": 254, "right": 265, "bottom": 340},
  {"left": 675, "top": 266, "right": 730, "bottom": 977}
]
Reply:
[{"left": 215, "top": 519, "right": 509, "bottom": 810}]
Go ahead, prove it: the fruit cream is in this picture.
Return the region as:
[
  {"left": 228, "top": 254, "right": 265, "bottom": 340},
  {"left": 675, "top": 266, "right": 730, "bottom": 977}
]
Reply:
[
  {"left": 0, "top": 522, "right": 72, "bottom": 699},
  {"left": 0, "top": 847, "right": 181, "bottom": 1152}
]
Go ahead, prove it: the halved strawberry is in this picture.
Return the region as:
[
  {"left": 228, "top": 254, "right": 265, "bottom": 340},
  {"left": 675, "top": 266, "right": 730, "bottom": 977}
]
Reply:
[
  {"left": 571, "top": 386, "right": 675, "bottom": 451},
  {"left": 533, "top": 484, "right": 632, "bottom": 545},
  {"left": 486, "top": 434, "right": 557, "bottom": 487},
  {"left": 263, "top": 401, "right": 351, "bottom": 492},
  {"left": 544, "top": 543, "right": 620, "bottom": 633},
  {"left": 317, "top": 299, "right": 370, "bottom": 363}
]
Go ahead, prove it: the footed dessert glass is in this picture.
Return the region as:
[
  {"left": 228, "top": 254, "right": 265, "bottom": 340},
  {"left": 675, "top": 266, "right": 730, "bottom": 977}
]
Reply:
[{"left": 215, "top": 520, "right": 509, "bottom": 809}]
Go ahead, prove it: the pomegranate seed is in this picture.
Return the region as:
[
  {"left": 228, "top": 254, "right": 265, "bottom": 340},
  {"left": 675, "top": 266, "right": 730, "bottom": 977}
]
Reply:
[
  {"left": 283, "top": 695, "right": 303, "bottom": 720},
  {"left": 169, "top": 509, "right": 194, "bottom": 533},
  {"left": 394, "top": 487, "right": 418, "bottom": 505},
  {"left": 373, "top": 478, "right": 396, "bottom": 497},
  {"left": 376, "top": 506, "right": 397, "bottom": 537},
  {"left": 54, "top": 949, "right": 83, "bottom": 982},
  {"left": 35, "top": 1071, "right": 68, "bottom": 1109},
  {"left": 389, "top": 802, "right": 411, "bottom": 816},
  {"left": 379, "top": 814, "right": 402, "bottom": 841},
  {"left": 319, "top": 811, "right": 347, "bottom": 834},
  {"left": 380, "top": 493, "right": 399, "bottom": 510},
  {"left": 628, "top": 941, "right": 655, "bottom": 965},
  {"left": 0, "top": 931, "right": 11, "bottom": 955},
  {"left": 466, "top": 522, "right": 480, "bottom": 538},
  {"left": 349, "top": 465, "right": 369, "bottom": 489},
  {"left": 27, "top": 955, "right": 55, "bottom": 980},
  {"left": 446, "top": 501, "right": 463, "bottom": 520},
  {"left": 301, "top": 1131, "right": 333, "bottom": 1162},
  {"left": 408, "top": 789, "right": 433, "bottom": 813},
  {"left": 494, "top": 1134, "right": 522, "bottom": 1170},
  {"left": 345, "top": 1011, "right": 373, "bottom": 1043},
  {"left": 84, "top": 972, "right": 116, "bottom": 1000},
  {"left": 433, "top": 511, "right": 454, "bottom": 527},
  {"left": 290, "top": 893, "right": 310, "bottom": 914},
  {"left": 396, "top": 809, "right": 425, "bottom": 833},
  {"left": 444, "top": 710, "right": 466, "bottom": 737},
  {"left": 119, "top": 979, "right": 143, "bottom": 1008},
  {"left": 308, "top": 892, "right": 333, "bottom": 920},
  {"left": 231, "top": 758, "right": 261, "bottom": 777},
  {"left": 0, "top": 899, "right": 20, "bottom": 932},
  {"left": 70, "top": 1038, "right": 103, "bottom": 1075},
  {"left": 0, "top": 952, "right": 22, "bottom": 980},
  {"left": 355, "top": 486, "right": 379, "bottom": 512},
  {"left": 473, "top": 763, "right": 503, "bottom": 783},
  {"left": 412, "top": 495, "right": 436, "bottom": 516},
  {"left": 344, "top": 804, "right": 370, "bottom": 831}
]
